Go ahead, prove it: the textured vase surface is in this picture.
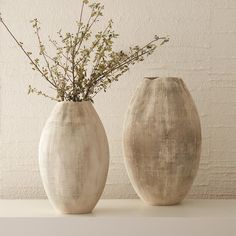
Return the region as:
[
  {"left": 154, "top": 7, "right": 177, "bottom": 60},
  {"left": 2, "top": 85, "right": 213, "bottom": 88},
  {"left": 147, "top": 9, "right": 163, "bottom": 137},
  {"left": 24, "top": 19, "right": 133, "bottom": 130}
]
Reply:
[
  {"left": 123, "top": 77, "right": 201, "bottom": 205},
  {"left": 39, "top": 101, "right": 109, "bottom": 213}
]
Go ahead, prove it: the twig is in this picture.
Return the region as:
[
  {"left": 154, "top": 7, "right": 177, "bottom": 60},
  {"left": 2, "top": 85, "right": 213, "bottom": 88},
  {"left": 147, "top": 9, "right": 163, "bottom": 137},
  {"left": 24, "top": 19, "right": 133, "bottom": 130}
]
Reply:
[{"left": 0, "top": 17, "right": 57, "bottom": 88}]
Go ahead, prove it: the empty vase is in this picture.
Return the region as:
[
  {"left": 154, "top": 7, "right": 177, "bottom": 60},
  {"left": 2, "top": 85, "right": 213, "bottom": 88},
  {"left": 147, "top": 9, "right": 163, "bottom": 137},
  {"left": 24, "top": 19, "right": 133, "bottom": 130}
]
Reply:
[{"left": 123, "top": 77, "right": 201, "bottom": 205}]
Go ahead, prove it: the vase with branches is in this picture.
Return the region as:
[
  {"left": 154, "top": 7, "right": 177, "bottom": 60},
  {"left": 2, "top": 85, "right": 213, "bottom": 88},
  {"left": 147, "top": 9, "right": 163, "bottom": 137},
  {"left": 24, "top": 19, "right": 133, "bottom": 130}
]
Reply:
[{"left": 0, "top": 0, "right": 169, "bottom": 214}]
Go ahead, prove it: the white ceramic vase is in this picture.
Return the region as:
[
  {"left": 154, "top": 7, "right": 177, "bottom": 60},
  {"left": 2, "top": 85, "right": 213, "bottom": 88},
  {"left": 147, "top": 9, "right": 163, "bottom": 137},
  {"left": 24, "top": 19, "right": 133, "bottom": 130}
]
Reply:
[
  {"left": 123, "top": 77, "right": 201, "bottom": 205},
  {"left": 39, "top": 101, "right": 109, "bottom": 214}
]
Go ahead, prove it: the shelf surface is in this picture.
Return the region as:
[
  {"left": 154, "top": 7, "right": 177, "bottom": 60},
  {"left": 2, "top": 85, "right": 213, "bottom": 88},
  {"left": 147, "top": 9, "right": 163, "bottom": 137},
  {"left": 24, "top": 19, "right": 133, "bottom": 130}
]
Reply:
[
  {"left": 0, "top": 199, "right": 235, "bottom": 217},
  {"left": 0, "top": 199, "right": 236, "bottom": 236}
]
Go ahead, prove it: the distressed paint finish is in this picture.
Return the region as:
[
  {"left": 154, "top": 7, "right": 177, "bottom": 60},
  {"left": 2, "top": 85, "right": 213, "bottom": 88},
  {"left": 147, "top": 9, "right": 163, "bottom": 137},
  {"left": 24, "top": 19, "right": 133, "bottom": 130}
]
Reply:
[
  {"left": 123, "top": 77, "right": 201, "bottom": 205},
  {"left": 39, "top": 102, "right": 109, "bottom": 213}
]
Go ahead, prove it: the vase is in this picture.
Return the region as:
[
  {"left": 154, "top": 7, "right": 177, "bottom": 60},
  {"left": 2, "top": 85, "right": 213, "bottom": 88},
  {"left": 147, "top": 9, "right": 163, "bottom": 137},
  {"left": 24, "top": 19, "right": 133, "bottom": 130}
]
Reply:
[
  {"left": 39, "top": 101, "right": 109, "bottom": 213},
  {"left": 123, "top": 77, "right": 201, "bottom": 205}
]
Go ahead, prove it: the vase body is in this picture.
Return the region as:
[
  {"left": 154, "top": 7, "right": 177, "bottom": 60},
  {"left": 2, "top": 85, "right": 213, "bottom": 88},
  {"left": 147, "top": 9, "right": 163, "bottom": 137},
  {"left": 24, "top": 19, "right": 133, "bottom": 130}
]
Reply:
[
  {"left": 39, "top": 101, "right": 109, "bottom": 213},
  {"left": 123, "top": 77, "right": 201, "bottom": 205}
]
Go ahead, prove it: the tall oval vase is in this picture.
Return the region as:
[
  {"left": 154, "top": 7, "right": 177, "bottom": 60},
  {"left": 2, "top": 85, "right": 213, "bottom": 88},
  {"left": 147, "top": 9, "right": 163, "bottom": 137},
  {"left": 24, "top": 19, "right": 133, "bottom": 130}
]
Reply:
[
  {"left": 39, "top": 101, "right": 109, "bottom": 214},
  {"left": 123, "top": 77, "right": 201, "bottom": 205}
]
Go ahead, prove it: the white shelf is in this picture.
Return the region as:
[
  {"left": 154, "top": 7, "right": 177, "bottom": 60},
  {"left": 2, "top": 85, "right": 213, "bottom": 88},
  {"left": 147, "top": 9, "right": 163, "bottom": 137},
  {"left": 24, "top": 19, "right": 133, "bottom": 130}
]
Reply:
[{"left": 0, "top": 199, "right": 235, "bottom": 236}]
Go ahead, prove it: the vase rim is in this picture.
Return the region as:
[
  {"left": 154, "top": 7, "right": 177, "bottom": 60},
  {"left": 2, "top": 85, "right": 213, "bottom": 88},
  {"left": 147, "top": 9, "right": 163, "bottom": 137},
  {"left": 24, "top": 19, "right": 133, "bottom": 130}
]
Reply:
[
  {"left": 55, "top": 101, "right": 92, "bottom": 107},
  {"left": 57, "top": 100, "right": 91, "bottom": 104},
  {"left": 144, "top": 76, "right": 182, "bottom": 81}
]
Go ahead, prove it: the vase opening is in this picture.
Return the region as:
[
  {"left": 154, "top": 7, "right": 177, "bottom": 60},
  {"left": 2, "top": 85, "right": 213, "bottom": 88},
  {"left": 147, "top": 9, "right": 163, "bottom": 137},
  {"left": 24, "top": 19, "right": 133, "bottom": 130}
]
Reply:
[
  {"left": 144, "top": 76, "right": 182, "bottom": 82},
  {"left": 145, "top": 77, "right": 160, "bottom": 80}
]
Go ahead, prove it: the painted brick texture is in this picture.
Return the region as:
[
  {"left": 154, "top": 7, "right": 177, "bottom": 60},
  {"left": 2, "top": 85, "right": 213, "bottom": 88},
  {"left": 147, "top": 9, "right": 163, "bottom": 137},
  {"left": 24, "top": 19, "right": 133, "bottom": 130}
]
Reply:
[{"left": 0, "top": 0, "right": 236, "bottom": 199}]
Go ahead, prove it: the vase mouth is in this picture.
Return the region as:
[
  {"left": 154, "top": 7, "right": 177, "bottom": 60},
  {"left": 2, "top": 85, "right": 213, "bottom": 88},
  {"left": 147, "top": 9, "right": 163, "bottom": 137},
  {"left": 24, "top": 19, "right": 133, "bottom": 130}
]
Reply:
[
  {"left": 144, "top": 76, "right": 182, "bottom": 81},
  {"left": 58, "top": 100, "right": 91, "bottom": 104},
  {"left": 55, "top": 100, "right": 92, "bottom": 108}
]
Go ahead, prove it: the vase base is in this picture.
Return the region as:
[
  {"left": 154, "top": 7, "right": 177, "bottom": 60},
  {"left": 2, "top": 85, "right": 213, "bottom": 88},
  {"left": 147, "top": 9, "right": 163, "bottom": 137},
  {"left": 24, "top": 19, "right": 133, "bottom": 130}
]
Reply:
[
  {"left": 62, "top": 211, "right": 92, "bottom": 214},
  {"left": 142, "top": 200, "right": 182, "bottom": 206},
  {"left": 56, "top": 209, "right": 93, "bottom": 214}
]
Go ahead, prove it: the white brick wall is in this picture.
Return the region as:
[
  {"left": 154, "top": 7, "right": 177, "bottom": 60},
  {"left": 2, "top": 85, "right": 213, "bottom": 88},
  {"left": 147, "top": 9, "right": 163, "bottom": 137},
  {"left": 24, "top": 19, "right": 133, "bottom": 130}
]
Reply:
[{"left": 0, "top": 0, "right": 236, "bottom": 199}]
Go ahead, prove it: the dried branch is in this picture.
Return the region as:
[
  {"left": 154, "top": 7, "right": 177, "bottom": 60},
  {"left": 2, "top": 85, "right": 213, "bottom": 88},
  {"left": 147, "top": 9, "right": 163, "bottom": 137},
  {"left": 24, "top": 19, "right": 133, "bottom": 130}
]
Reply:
[{"left": 0, "top": 1, "right": 169, "bottom": 102}]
